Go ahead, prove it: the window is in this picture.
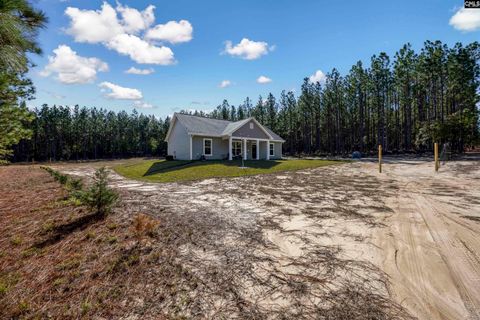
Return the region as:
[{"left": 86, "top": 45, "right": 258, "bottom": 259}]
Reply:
[
  {"left": 269, "top": 143, "right": 274, "bottom": 156},
  {"left": 232, "top": 141, "right": 242, "bottom": 156},
  {"left": 250, "top": 122, "right": 254, "bottom": 129},
  {"left": 203, "top": 138, "right": 212, "bottom": 156}
]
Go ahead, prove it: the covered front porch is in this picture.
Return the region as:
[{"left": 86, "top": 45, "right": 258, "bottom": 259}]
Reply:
[{"left": 227, "top": 137, "right": 273, "bottom": 161}]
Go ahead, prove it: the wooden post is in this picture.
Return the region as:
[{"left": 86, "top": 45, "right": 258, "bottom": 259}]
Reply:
[
  {"left": 378, "top": 144, "right": 382, "bottom": 173},
  {"left": 434, "top": 142, "right": 439, "bottom": 172}
]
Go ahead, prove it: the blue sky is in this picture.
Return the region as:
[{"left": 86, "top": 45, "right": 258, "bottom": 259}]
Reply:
[{"left": 29, "top": 0, "right": 480, "bottom": 118}]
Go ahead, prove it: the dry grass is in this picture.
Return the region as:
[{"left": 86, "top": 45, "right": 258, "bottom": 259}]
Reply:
[{"left": 0, "top": 165, "right": 413, "bottom": 319}]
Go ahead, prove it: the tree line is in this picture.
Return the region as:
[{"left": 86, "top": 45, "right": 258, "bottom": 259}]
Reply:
[
  {"left": 9, "top": 40, "right": 480, "bottom": 162},
  {"left": 200, "top": 41, "right": 480, "bottom": 155},
  {"left": 12, "top": 105, "right": 170, "bottom": 162}
]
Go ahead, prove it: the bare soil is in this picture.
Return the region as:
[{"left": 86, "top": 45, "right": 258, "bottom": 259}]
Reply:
[{"left": 1, "top": 156, "right": 479, "bottom": 319}]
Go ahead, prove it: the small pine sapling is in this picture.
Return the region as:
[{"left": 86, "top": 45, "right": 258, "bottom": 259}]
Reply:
[{"left": 81, "top": 167, "right": 118, "bottom": 216}]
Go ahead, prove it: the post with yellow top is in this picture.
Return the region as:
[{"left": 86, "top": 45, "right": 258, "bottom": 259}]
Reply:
[
  {"left": 378, "top": 144, "right": 382, "bottom": 173},
  {"left": 434, "top": 142, "right": 439, "bottom": 172}
]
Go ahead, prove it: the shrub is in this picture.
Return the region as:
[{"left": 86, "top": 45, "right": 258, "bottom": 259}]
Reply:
[
  {"left": 67, "top": 177, "right": 83, "bottom": 192},
  {"left": 81, "top": 167, "right": 118, "bottom": 216},
  {"left": 41, "top": 166, "right": 71, "bottom": 185},
  {"left": 41, "top": 167, "right": 85, "bottom": 203},
  {"left": 56, "top": 173, "right": 68, "bottom": 185},
  {"left": 166, "top": 155, "right": 174, "bottom": 161}
]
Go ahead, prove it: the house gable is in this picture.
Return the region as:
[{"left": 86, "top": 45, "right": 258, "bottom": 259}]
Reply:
[
  {"left": 166, "top": 117, "right": 190, "bottom": 159},
  {"left": 231, "top": 119, "right": 271, "bottom": 139}
]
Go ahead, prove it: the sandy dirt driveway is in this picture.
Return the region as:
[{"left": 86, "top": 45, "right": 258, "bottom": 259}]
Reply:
[
  {"left": 373, "top": 156, "right": 480, "bottom": 320},
  {"left": 54, "top": 156, "right": 480, "bottom": 319}
]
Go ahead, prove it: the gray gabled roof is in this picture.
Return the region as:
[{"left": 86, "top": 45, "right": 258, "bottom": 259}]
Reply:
[
  {"left": 264, "top": 127, "right": 284, "bottom": 141},
  {"left": 175, "top": 113, "right": 230, "bottom": 136},
  {"left": 169, "top": 113, "right": 285, "bottom": 141},
  {"left": 221, "top": 118, "right": 251, "bottom": 136}
]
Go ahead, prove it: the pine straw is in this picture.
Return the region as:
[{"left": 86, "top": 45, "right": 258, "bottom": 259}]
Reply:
[{"left": 0, "top": 165, "right": 414, "bottom": 319}]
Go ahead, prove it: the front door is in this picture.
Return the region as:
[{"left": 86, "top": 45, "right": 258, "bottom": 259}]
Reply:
[{"left": 251, "top": 143, "right": 257, "bottom": 159}]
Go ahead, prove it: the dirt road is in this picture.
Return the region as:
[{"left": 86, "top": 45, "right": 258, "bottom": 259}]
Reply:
[
  {"left": 373, "top": 157, "right": 480, "bottom": 320},
  {"left": 54, "top": 156, "right": 480, "bottom": 319}
]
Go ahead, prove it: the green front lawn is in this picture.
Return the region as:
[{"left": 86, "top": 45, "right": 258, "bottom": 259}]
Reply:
[{"left": 114, "top": 159, "right": 344, "bottom": 183}]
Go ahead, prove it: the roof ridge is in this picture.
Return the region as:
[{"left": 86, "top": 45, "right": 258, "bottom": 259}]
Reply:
[{"left": 175, "top": 112, "right": 233, "bottom": 123}]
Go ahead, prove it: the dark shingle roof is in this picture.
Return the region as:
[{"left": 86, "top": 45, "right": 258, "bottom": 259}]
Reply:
[
  {"left": 174, "top": 113, "right": 284, "bottom": 141},
  {"left": 264, "top": 127, "right": 284, "bottom": 141},
  {"left": 175, "top": 113, "right": 230, "bottom": 136}
]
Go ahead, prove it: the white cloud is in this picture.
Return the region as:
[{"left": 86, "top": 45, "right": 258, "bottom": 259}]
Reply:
[
  {"left": 190, "top": 101, "right": 210, "bottom": 106},
  {"left": 449, "top": 8, "right": 480, "bottom": 32},
  {"left": 146, "top": 20, "right": 193, "bottom": 44},
  {"left": 99, "top": 81, "right": 143, "bottom": 100},
  {"left": 107, "top": 33, "right": 175, "bottom": 65},
  {"left": 224, "top": 38, "right": 272, "bottom": 60},
  {"left": 65, "top": 2, "right": 157, "bottom": 43},
  {"left": 219, "top": 80, "right": 231, "bottom": 88},
  {"left": 40, "top": 45, "right": 108, "bottom": 84},
  {"left": 256, "top": 76, "right": 272, "bottom": 84},
  {"left": 43, "top": 90, "right": 66, "bottom": 99},
  {"left": 64, "top": 2, "right": 189, "bottom": 65},
  {"left": 133, "top": 100, "right": 154, "bottom": 109},
  {"left": 125, "top": 67, "right": 154, "bottom": 75},
  {"left": 116, "top": 3, "right": 155, "bottom": 34},
  {"left": 309, "top": 70, "right": 326, "bottom": 84},
  {"left": 65, "top": 2, "right": 123, "bottom": 43}
]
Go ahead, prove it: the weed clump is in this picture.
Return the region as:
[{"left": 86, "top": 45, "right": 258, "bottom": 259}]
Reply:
[{"left": 132, "top": 213, "right": 159, "bottom": 238}]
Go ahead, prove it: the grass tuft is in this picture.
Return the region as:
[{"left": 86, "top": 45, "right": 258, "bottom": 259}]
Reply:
[{"left": 10, "top": 235, "right": 23, "bottom": 246}]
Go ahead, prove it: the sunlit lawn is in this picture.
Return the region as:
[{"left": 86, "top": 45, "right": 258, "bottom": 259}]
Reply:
[{"left": 114, "top": 159, "right": 344, "bottom": 183}]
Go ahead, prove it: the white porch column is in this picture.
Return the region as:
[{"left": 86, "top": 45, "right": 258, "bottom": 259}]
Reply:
[
  {"left": 266, "top": 140, "right": 270, "bottom": 160},
  {"left": 256, "top": 139, "right": 259, "bottom": 160},
  {"left": 243, "top": 139, "right": 247, "bottom": 160},
  {"left": 228, "top": 136, "right": 232, "bottom": 160},
  {"left": 189, "top": 135, "right": 193, "bottom": 160}
]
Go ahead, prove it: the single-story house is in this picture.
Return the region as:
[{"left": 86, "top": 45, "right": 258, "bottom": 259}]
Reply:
[{"left": 165, "top": 113, "right": 285, "bottom": 160}]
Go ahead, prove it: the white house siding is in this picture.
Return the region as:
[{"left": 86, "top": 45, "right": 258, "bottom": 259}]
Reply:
[
  {"left": 167, "top": 120, "right": 190, "bottom": 160},
  {"left": 271, "top": 141, "right": 283, "bottom": 159},
  {"left": 192, "top": 136, "right": 229, "bottom": 160}
]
